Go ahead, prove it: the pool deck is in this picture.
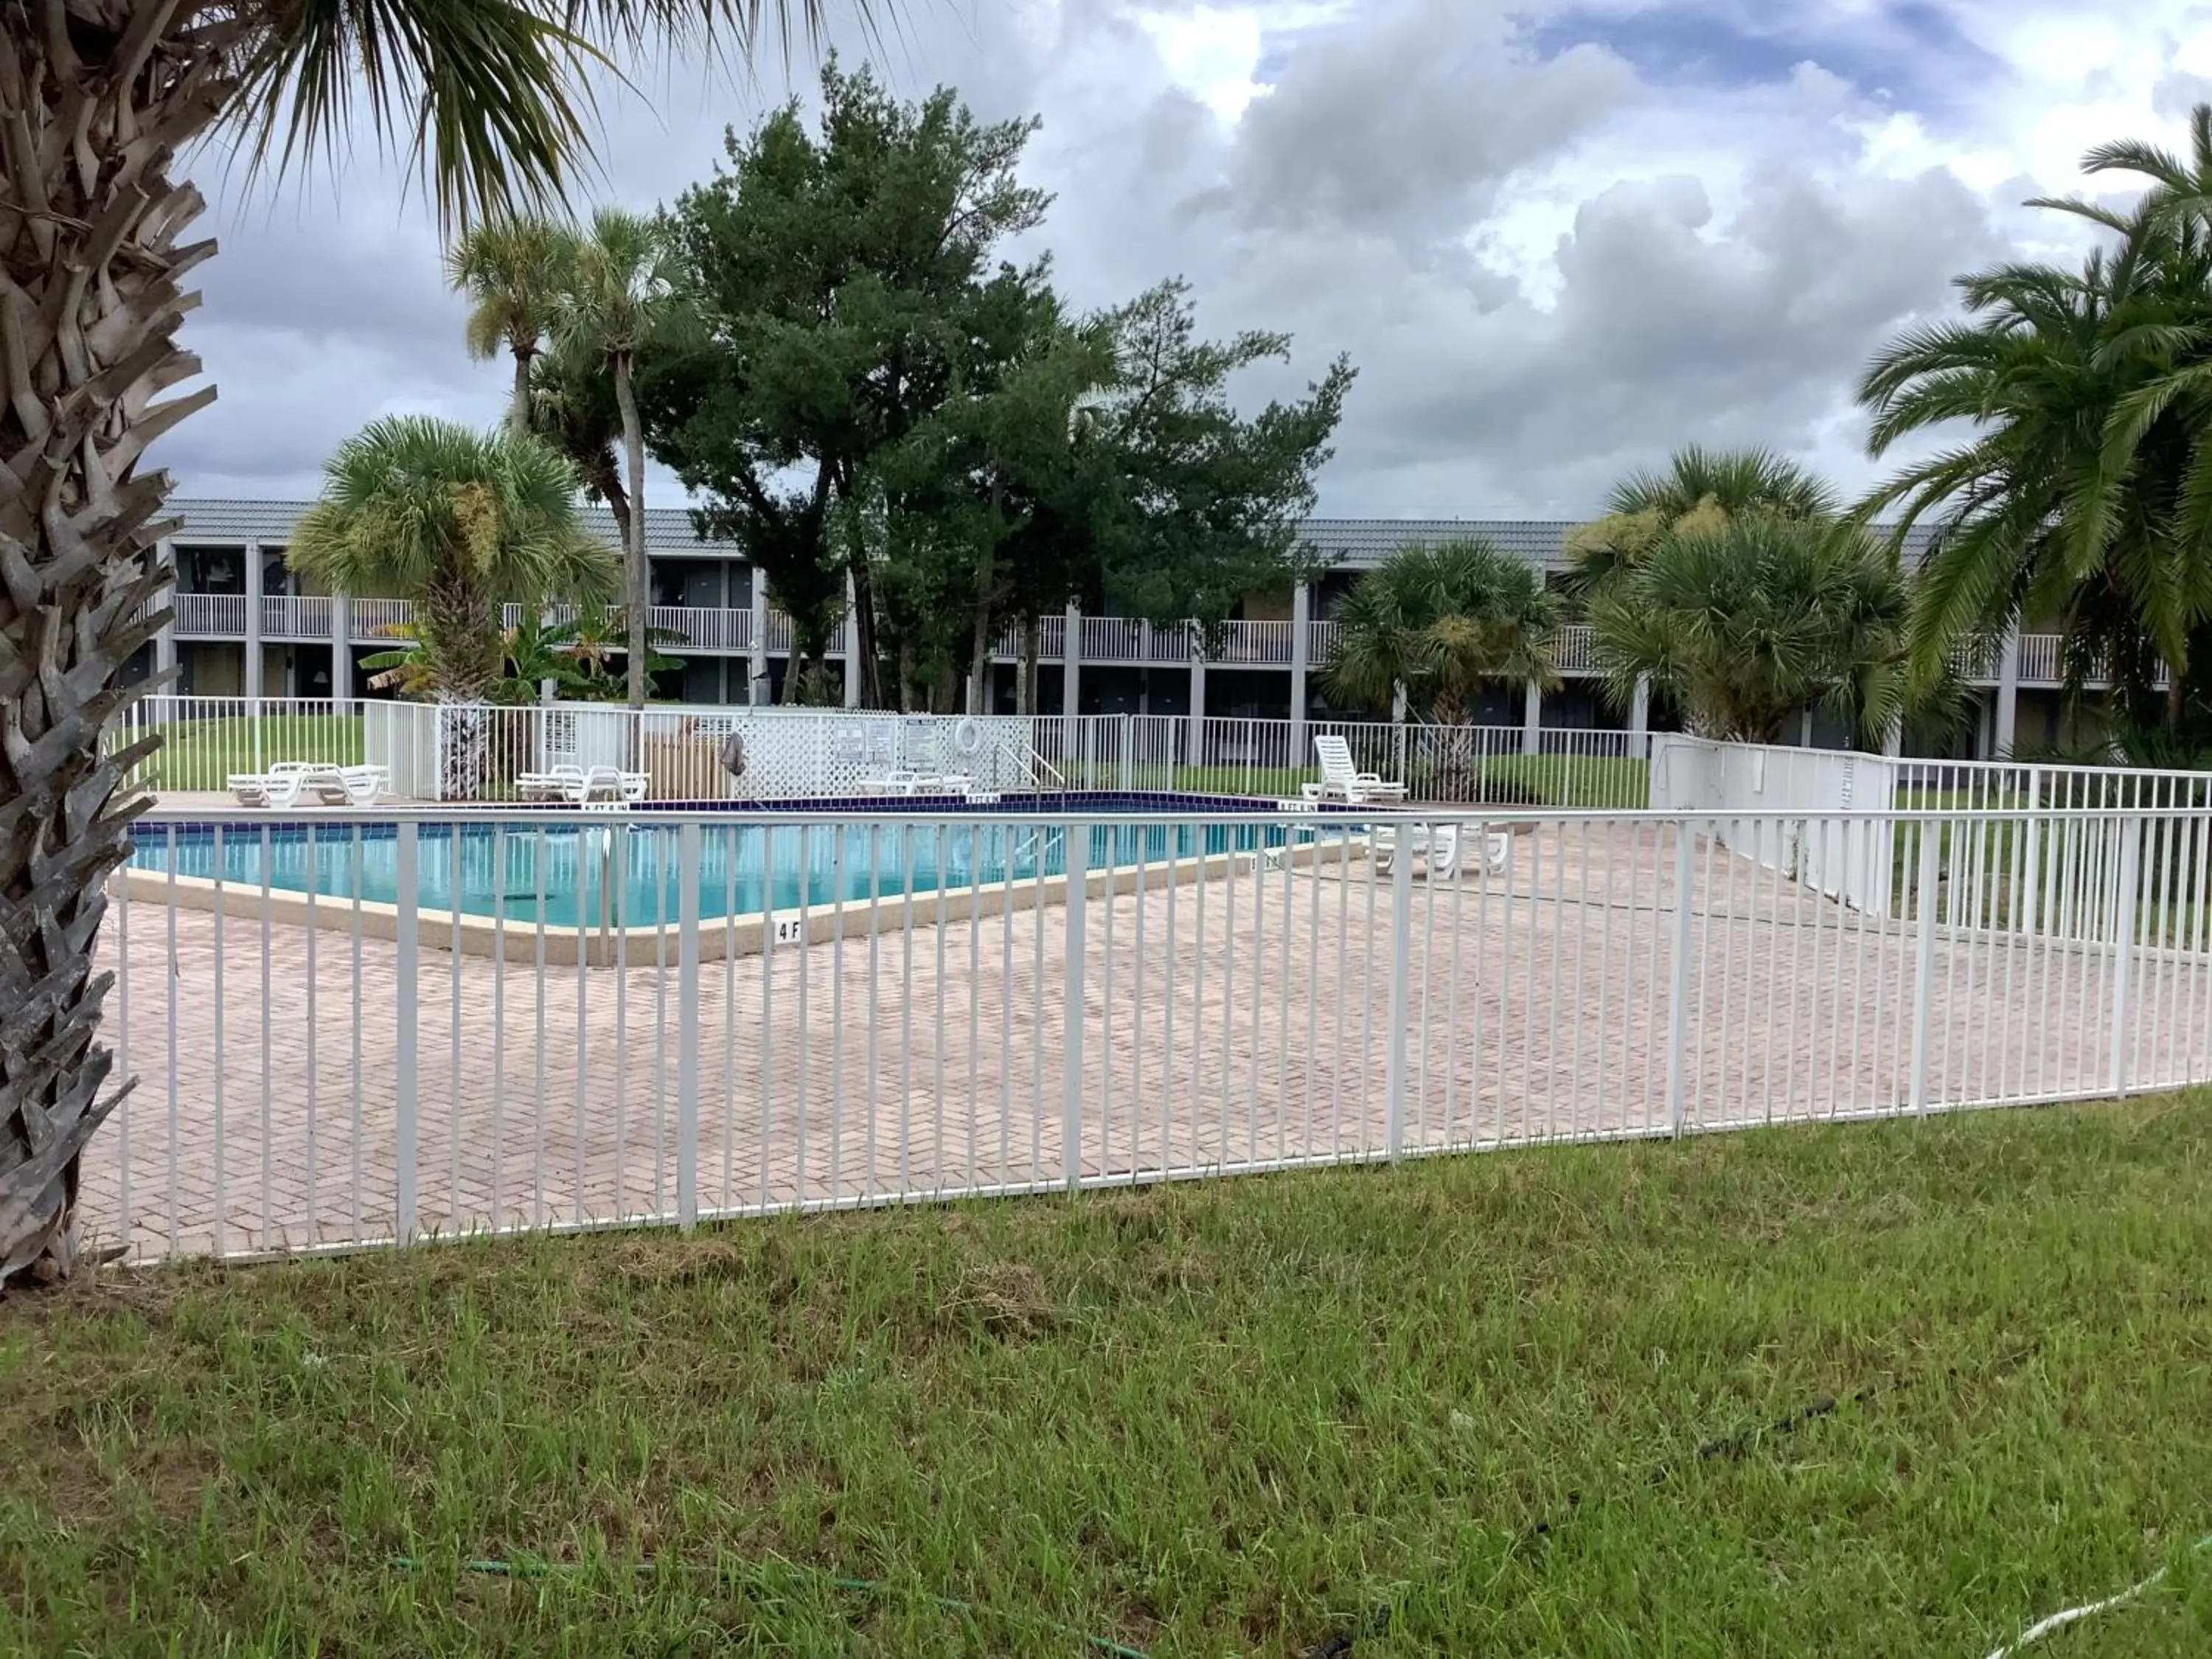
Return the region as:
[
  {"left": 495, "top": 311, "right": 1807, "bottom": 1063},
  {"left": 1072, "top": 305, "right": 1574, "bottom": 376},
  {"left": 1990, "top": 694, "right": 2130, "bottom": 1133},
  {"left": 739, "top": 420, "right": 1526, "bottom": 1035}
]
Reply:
[{"left": 78, "top": 820, "right": 2211, "bottom": 1262}]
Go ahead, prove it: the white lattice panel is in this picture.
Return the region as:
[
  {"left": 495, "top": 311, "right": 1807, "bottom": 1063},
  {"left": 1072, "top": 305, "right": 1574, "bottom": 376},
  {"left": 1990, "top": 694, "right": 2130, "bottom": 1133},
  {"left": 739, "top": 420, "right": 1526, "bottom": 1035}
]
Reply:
[{"left": 605, "top": 705, "right": 1045, "bottom": 800}]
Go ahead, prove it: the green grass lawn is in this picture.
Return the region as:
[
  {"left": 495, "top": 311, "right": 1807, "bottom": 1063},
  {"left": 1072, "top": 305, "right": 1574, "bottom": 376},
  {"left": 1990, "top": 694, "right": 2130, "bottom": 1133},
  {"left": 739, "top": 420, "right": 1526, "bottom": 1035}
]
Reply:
[
  {"left": 123, "top": 712, "right": 368, "bottom": 791},
  {"left": 7, "top": 1097, "right": 2212, "bottom": 1655}
]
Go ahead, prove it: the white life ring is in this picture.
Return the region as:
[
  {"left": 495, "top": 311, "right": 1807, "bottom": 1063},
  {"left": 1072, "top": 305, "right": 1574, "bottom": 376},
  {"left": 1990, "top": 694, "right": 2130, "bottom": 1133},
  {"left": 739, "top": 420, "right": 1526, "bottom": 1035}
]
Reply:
[{"left": 952, "top": 716, "right": 985, "bottom": 757}]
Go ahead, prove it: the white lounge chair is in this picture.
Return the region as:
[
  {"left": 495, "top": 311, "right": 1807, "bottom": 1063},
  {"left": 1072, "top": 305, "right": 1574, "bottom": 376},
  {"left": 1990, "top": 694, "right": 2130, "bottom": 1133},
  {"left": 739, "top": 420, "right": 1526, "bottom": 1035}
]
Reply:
[
  {"left": 229, "top": 759, "right": 316, "bottom": 808},
  {"left": 307, "top": 764, "right": 389, "bottom": 807},
  {"left": 579, "top": 765, "right": 649, "bottom": 804},
  {"left": 858, "top": 768, "right": 973, "bottom": 797},
  {"left": 1374, "top": 821, "right": 1511, "bottom": 878},
  {"left": 1301, "top": 734, "right": 1409, "bottom": 805},
  {"left": 515, "top": 764, "right": 591, "bottom": 801}
]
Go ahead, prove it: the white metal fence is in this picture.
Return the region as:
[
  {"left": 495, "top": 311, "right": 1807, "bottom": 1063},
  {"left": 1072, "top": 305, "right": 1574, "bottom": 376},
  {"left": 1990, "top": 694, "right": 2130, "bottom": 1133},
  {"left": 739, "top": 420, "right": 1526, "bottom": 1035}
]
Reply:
[
  {"left": 81, "top": 794, "right": 2212, "bottom": 1265},
  {"left": 105, "top": 697, "right": 1658, "bottom": 805}
]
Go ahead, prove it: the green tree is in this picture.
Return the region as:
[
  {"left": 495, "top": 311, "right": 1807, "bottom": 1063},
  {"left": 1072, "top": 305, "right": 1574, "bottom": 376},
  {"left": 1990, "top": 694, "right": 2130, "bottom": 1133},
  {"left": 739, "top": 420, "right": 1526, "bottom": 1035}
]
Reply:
[
  {"left": 449, "top": 216, "right": 576, "bottom": 426},
  {"left": 1566, "top": 445, "right": 1837, "bottom": 601},
  {"left": 1587, "top": 516, "right": 1924, "bottom": 746},
  {"left": 560, "top": 208, "right": 678, "bottom": 710},
  {"left": 528, "top": 333, "right": 633, "bottom": 545},
  {"left": 1, "top": 0, "right": 874, "bottom": 1281},
  {"left": 1321, "top": 538, "right": 1560, "bottom": 726},
  {"left": 1085, "top": 282, "right": 1354, "bottom": 640},
  {"left": 1858, "top": 105, "right": 2212, "bottom": 728},
  {"left": 286, "top": 417, "right": 617, "bottom": 793},
  {"left": 650, "top": 60, "right": 1053, "bottom": 707}
]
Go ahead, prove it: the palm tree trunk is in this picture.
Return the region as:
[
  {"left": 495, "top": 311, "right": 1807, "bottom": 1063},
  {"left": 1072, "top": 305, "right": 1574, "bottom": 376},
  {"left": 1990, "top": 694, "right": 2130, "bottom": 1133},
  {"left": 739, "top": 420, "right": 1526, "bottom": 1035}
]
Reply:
[
  {"left": 1018, "top": 615, "right": 1040, "bottom": 716},
  {"left": 0, "top": 10, "right": 229, "bottom": 1283},
  {"left": 508, "top": 343, "right": 535, "bottom": 431},
  {"left": 970, "top": 601, "right": 993, "bottom": 714},
  {"left": 613, "top": 354, "right": 649, "bottom": 720},
  {"left": 420, "top": 587, "right": 504, "bottom": 801}
]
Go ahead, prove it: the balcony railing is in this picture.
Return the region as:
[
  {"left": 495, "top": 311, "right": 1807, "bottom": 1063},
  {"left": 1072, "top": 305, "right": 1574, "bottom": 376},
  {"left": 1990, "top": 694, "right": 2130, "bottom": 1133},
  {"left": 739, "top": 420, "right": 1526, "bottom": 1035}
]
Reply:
[
  {"left": 172, "top": 593, "right": 246, "bottom": 636},
  {"left": 143, "top": 599, "right": 2116, "bottom": 694},
  {"left": 349, "top": 597, "right": 416, "bottom": 639},
  {"left": 260, "top": 595, "right": 331, "bottom": 640}
]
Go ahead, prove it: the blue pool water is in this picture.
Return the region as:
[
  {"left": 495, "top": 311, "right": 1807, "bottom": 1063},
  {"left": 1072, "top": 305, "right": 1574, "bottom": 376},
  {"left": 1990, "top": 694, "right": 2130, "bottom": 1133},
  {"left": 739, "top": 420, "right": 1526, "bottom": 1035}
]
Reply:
[{"left": 132, "top": 815, "right": 1307, "bottom": 928}]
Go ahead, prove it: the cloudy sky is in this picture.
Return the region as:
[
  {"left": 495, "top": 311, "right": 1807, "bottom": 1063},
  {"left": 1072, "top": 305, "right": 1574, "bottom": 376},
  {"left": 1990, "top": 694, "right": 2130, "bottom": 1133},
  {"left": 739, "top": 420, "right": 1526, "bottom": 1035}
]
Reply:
[{"left": 166, "top": 0, "right": 2212, "bottom": 517}]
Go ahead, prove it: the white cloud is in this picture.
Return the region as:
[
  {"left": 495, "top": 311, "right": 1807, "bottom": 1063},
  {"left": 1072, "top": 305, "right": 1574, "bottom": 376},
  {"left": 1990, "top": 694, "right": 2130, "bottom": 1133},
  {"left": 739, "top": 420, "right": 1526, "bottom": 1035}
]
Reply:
[{"left": 156, "top": 0, "right": 2212, "bottom": 516}]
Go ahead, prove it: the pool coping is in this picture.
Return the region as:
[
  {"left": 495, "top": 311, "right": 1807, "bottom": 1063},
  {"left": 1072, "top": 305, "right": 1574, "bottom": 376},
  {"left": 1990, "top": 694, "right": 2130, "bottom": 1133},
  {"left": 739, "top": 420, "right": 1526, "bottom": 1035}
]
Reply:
[{"left": 116, "top": 832, "right": 1357, "bottom": 967}]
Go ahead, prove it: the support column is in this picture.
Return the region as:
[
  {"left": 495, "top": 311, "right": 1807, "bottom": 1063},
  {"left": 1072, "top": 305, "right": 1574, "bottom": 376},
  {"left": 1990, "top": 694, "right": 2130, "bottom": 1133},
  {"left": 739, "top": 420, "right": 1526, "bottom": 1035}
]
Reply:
[
  {"left": 329, "top": 595, "right": 352, "bottom": 700},
  {"left": 243, "top": 538, "right": 265, "bottom": 701},
  {"left": 1798, "top": 708, "right": 1815, "bottom": 748},
  {"left": 1882, "top": 716, "right": 1903, "bottom": 759},
  {"left": 1063, "top": 599, "right": 1082, "bottom": 721},
  {"left": 1289, "top": 581, "right": 1312, "bottom": 759},
  {"left": 1627, "top": 675, "right": 1650, "bottom": 740},
  {"left": 841, "top": 568, "right": 860, "bottom": 709},
  {"left": 748, "top": 571, "right": 768, "bottom": 706},
  {"left": 1188, "top": 650, "right": 1208, "bottom": 763},
  {"left": 153, "top": 536, "right": 178, "bottom": 695},
  {"left": 1995, "top": 625, "right": 2020, "bottom": 759},
  {"left": 1521, "top": 679, "right": 1542, "bottom": 757}
]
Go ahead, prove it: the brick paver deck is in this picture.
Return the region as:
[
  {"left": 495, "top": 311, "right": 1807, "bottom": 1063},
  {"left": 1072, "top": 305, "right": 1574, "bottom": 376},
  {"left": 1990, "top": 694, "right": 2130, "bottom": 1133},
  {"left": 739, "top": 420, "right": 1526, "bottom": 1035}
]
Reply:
[{"left": 80, "top": 821, "right": 2212, "bottom": 1260}]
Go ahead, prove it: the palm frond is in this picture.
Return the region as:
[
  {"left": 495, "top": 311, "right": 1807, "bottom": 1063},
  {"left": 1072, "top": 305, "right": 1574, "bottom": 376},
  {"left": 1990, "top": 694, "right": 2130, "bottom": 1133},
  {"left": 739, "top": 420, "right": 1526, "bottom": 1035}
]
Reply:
[{"left": 229, "top": 0, "right": 880, "bottom": 229}]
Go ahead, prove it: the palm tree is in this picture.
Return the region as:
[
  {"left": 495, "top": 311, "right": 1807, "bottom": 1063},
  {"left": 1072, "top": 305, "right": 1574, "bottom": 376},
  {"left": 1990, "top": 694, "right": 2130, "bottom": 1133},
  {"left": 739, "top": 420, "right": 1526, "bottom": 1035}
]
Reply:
[
  {"left": 1567, "top": 445, "right": 1837, "bottom": 599},
  {"left": 1322, "top": 538, "right": 1560, "bottom": 726},
  {"left": 557, "top": 208, "right": 676, "bottom": 712},
  {"left": 0, "top": 0, "right": 873, "bottom": 1281},
  {"left": 1587, "top": 515, "right": 1932, "bottom": 746},
  {"left": 528, "top": 332, "right": 633, "bottom": 549},
  {"left": 287, "top": 417, "right": 618, "bottom": 797},
  {"left": 450, "top": 216, "right": 577, "bottom": 427},
  {"left": 1857, "top": 107, "right": 2212, "bottom": 728}
]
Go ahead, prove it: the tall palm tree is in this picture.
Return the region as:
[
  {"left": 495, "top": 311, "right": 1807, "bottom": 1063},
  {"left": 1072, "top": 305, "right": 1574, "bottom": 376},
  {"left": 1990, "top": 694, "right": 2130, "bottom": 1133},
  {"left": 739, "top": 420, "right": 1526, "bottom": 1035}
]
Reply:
[
  {"left": 1321, "top": 538, "right": 1561, "bottom": 725},
  {"left": 288, "top": 417, "right": 618, "bottom": 799},
  {"left": 450, "top": 216, "right": 577, "bottom": 427},
  {"left": 558, "top": 207, "right": 675, "bottom": 712},
  {"left": 1567, "top": 445, "right": 1838, "bottom": 600},
  {"left": 0, "top": 0, "right": 874, "bottom": 1281},
  {"left": 528, "top": 331, "right": 633, "bottom": 549},
  {"left": 1858, "top": 106, "right": 2212, "bottom": 726},
  {"left": 1587, "top": 515, "right": 1930, "bottom": 746}
]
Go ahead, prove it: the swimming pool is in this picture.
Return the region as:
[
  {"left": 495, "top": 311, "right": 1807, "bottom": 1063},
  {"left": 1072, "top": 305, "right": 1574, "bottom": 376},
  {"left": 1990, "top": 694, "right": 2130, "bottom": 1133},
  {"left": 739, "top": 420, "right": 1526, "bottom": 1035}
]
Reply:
[{"left": 131, "top": 815, "right": 1311, "bottom": 929}]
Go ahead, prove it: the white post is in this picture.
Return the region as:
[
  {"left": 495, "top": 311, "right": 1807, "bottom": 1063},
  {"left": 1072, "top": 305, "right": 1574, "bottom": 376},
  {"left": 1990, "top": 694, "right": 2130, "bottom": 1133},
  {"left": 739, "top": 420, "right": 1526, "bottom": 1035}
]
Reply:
[
  {"left": 1188, "top": 645, "right": 1208, "bottom": 765},
  {"left": 1062, "top": 821, "right": 1088, "bottom": 1191},
  {"left": 748, "top": 574, "right": 768, "bottom": 706},
  {"left": 1882, "top": 716, "right": 1903, "bottom": 759},
  {"left": 1521, "top": 680, "right": 1542, "bottom": 757},
  {"left": 1063, "top": 600, "right": 1082, "bottom": 757},
  {"left": 2021, "top": 766, "right": 2044, "bottom": 939},
  {"left": 1995, "top": 625, "right": 2021, "bottom": 759},
  {"left": 1909, "top": 821, "right": 1941, "bottom": 1113},
  {"left": 1384, "top": 823, "right": 1415, "bottom": 1156},
  {"left": 393, "top": 823, "right": 420, "bottom": 1243},
  {"left": 841, "top": 569, "right": 860, "bottom": 709},
  {"left": 2109, "top": 816, "right": 2143, "bottom": 1095},
  {"left": 676, "top": 821, "right": 702, "bottom": 1226},
  {"left": 1798, "top": 708, "right": 1815, "bottom": 748},
  {"left": 1664, "top": 824, "right": 1695, "bottom": 1134},
  {"left": 329, "top": 596, "right": 352, "bottom": 700},
  {"left": 1628, "top": 675, "right": 1650, "bottom": 741},
  {"left": 1289, "top": 581, "right": 1312, "bottom": 759},
  {"left": 243, "top": 538, "right": 265, "bottom": 701}
]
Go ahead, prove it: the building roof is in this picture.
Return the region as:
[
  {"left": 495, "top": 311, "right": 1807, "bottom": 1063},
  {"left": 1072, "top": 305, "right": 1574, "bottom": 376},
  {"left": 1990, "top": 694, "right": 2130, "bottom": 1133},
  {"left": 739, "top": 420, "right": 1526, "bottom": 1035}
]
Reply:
[
  {"left": 169, "top": 497, "right": 714, "bottom": 557},
  {"left": 164, "top": 498, "right": 1944, "bottom": 569}
]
